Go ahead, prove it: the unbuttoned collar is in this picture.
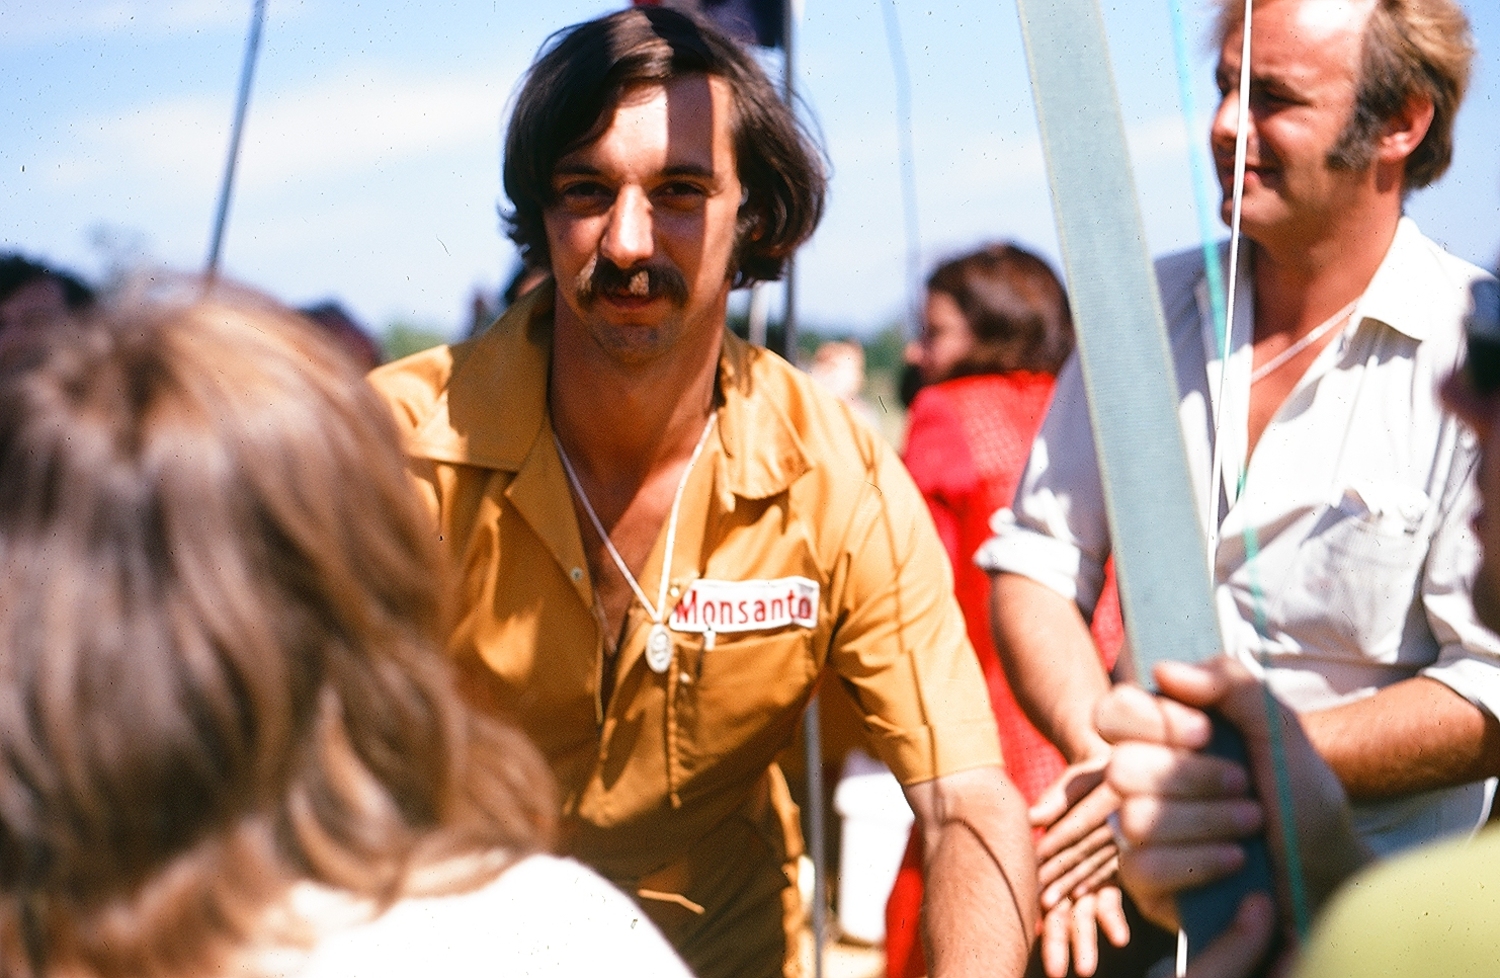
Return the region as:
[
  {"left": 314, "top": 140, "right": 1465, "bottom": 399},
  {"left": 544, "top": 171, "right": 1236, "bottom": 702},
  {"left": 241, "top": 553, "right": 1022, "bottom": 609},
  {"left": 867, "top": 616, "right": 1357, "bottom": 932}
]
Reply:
[
  {"left": 1199, "top": 217, "right": 1439, "bottom": 351},
  {"left": 402, "top": 286, "right": 554, "bottom": 471},
  {"left": 714, "top": 328, "right": 810, "bottom": 502},
  {"left": 402, "top": 288, "right": 809, "bottom": 501},
  {"left": 1357, "top": 217, "right": 1439, "bottom": 343}
]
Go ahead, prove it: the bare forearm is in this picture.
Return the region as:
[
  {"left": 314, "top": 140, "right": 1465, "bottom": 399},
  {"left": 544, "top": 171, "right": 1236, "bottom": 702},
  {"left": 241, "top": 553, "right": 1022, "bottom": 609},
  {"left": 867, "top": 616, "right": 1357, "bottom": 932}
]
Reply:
[
  {"left": 909, "top": 767, "right": 1038, "bottom": 978},
  {"left": 1301, "top": 676, "right": 1500, "bottom": 801},
  {"left": 990, "top": 572, "right": 1112, "bottom": 762}
]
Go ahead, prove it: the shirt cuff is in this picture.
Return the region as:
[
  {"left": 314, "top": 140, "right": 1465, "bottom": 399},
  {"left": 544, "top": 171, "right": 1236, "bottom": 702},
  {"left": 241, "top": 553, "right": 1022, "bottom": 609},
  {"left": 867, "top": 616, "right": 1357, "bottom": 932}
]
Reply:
[
  {"left": 975, "top": 508, "right": 1101, "bottom": 616},
  {"left": 874, "top": 719, "right": 1004, "bottom": 787},
  {"left": 1421, "top": 652, "right": 1500, "bottom": 722}
]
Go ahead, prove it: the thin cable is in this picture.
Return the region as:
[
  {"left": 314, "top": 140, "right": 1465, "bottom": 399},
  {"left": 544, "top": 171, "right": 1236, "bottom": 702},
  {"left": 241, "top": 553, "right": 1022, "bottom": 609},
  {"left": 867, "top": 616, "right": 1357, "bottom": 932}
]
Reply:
[
  {"left": 1205, "top": 0, "right": 1252, "bottom": 557},
  {"left": 1219, "top": 0, "right": 1314, "bottom": 938},
  {"left": 879, "top": 0, "right": 923, "bottom": 335},
  {"left": 207, "top": 0, "right": 267, "bottom": 277},
  {"left": 779, "top": 0, "right": 799, "bottom": 362},
  {"left": 1168, "top": 0, "right": 1228, "bottom": 355},
  {"left": 1164, "top": 0, "right": 1313, "bottom": 956}
]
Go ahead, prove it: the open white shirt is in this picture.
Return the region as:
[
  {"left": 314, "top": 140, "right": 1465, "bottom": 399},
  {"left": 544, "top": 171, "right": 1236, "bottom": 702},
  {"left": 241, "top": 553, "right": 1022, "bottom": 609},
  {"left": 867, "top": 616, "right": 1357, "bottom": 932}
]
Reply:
[{"left": 978, "top": 219, "right": 1500, "bottom": 856}]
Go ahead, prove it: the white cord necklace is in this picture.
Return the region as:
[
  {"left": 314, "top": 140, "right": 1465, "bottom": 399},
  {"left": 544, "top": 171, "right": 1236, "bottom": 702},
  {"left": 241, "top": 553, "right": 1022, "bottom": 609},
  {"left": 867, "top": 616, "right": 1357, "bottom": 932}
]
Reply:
[
  {"left": 553, "top": 413, "right": 718, "bottom": 674},
  {"left": 1249, "top": 297, "right": 1359, "bottom": 385}
]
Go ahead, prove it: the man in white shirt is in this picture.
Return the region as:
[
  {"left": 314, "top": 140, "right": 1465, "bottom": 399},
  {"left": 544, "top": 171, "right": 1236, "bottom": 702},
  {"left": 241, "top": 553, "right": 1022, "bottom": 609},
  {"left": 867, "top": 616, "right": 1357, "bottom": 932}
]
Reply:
[{"left": 978, "top": 0, "right": 1499, "bottom": 972}]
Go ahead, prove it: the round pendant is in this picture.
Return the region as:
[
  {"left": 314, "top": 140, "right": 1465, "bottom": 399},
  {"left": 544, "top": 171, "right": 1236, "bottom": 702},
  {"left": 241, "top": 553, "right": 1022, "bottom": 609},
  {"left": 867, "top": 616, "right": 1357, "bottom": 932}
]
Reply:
[{"left": 645, "top": 623, "right": 674, "bottom": 674}]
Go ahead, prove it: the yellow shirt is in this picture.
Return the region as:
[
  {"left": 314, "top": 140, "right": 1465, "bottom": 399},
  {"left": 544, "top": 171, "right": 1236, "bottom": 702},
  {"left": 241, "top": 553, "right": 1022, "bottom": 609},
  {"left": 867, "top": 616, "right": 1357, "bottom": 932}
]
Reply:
[
  {"left": 370, "top": 291, "right": 1000, "bottom": 977},
  {"left": 1295, "top": 825, "right": 1500, "bottom": 977}
]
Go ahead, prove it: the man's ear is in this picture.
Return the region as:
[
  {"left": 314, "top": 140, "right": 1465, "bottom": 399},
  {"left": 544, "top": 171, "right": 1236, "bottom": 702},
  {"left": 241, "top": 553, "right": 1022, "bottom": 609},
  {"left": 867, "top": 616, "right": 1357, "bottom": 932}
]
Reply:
[{"left": 1376, "top": 93, "right": 1435, "bottom": 166}]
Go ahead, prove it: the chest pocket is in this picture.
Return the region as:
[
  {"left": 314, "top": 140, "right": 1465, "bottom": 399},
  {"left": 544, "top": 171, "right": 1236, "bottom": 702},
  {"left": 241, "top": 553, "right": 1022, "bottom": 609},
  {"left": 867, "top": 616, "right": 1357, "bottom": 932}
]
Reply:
[
  {"left": 667, "top": 620, "right": 821, "bottom": 802},
  {"left": 1270, "top": 483, "right": 1431, "bottom": 662}
]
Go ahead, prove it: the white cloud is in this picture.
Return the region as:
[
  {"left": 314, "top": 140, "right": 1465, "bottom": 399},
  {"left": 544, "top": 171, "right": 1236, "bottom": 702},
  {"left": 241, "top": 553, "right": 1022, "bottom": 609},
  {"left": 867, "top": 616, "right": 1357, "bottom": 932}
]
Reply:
[
  {"left": 238, "top": 72, "right": 507, "bottom": 188},
  {"left": 43, "top": 66, "right": 508, "bottom": 198}
]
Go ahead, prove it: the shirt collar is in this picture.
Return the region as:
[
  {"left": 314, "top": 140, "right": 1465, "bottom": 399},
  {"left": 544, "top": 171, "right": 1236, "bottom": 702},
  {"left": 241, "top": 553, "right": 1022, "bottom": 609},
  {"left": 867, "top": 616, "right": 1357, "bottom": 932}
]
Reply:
[
  {"left": 403, "top": 291, "right": 810, "bottom": 501},
  {"left": 1194, "top": 217, "right": 1436, "bottom": 351},
  {"left": 403, "top": 286, "right": 554, "bottom": 471},
  {"left": 715, "top": 330, "right": 810, "bottom": 502},
  {"left": 1349, "top": 217, "right": 1433, "bottom": 343}
]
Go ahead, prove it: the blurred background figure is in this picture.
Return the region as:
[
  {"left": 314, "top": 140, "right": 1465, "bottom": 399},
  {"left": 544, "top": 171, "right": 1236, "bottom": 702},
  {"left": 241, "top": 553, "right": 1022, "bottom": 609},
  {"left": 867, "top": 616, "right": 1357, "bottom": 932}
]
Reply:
[
  {"left": 298, "top": 298, "right": 385, "bottom": 370},
  {"left": 886, "top": 243, "right": 1125, "bottom": 978},
  {"left": 0, "top": 284, "right": 692, "bottom": 978},
  {"left": 0, "top": 252, "right": 95, "bottom": 334},
  {"left": 468, "top": 260, "right": 550, "bottom": 339},
  {"left": 809, "top": 339, "right": 882, "bottom": 431}
]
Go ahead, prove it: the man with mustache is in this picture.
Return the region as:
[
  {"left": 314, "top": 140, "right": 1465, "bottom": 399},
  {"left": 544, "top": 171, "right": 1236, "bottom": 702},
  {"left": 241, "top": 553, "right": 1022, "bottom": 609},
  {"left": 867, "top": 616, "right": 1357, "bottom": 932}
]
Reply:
[
  {"left": 370, "top": 9, "right": 1035, "bottom": 978},
  {"left": 977, "top": 0, "right": 1498, "bottom": 973}
]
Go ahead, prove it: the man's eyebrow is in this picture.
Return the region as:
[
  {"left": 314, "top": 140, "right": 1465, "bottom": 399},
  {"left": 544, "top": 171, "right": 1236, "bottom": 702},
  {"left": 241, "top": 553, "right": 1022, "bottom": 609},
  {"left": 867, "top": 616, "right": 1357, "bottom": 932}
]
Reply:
[
  {"left": 550, "top": 161, "right": 719, "bottom": 180},
  {"left": 662, "top": 163, "right": 716, "bottom": 178},
  {"left": 552, "top": 162, "right": 603, "bottom": 179}
]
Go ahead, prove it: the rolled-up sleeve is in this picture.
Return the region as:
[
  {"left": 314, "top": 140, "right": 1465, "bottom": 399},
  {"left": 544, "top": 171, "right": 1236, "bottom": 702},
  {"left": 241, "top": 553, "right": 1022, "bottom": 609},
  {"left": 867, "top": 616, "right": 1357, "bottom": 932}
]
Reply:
[
  {"left": 1420, "top": 426, "right": 1500, "bottom": 719},
  {"left": 830, "top": 442, "right": 1003, "bottom": 786},
  {"left": 974, "top": 354, "right": 1112, "bottom": 619}
]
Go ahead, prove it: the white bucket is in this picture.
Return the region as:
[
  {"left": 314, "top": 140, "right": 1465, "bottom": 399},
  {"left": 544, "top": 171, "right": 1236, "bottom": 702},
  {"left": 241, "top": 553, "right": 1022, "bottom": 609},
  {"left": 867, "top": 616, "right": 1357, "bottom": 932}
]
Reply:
[{"left": 832, "top": 749, "right": 915, "bottom": 945}]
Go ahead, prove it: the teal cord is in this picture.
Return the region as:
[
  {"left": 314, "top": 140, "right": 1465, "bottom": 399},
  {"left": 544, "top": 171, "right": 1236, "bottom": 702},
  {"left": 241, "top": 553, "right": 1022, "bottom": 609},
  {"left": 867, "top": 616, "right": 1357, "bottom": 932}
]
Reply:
[
  {"left": 1169, "top": 0, "right": 1313, "bottom": 946},
  {"left": 1167, "top": 0, "right": 1227, "bottom": 356},
  {"left": 1238, "top": 474, "right": 1313, "bottom": 942}
]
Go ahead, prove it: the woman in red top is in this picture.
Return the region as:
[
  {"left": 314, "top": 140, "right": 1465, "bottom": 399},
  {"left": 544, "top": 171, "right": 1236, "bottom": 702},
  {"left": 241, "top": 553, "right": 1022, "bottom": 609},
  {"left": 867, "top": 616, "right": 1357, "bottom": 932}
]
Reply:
[{"left": 885, "top": 244, "right": 1123, "bottom": 977}]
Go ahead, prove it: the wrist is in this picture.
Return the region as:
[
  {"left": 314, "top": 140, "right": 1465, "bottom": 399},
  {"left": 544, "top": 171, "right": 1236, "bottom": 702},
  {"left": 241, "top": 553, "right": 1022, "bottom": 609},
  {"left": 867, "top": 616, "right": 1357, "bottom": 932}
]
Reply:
[{"left": 1064, "top": 732, "right": 1113, "bottom": 767}]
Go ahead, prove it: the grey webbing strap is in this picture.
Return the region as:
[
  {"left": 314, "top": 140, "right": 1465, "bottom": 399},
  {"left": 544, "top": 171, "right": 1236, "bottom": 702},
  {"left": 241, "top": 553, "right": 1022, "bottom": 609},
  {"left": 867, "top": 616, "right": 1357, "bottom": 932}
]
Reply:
[{"left": 1013, "top": 0, "right": 1221, "bottom": 676}]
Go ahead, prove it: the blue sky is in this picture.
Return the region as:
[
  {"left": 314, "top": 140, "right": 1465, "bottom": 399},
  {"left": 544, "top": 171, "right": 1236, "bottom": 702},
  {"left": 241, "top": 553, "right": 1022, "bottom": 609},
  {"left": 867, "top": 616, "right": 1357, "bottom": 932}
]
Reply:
[{"left": 4, "top": 0, "right": 1497, "bottom": 339}]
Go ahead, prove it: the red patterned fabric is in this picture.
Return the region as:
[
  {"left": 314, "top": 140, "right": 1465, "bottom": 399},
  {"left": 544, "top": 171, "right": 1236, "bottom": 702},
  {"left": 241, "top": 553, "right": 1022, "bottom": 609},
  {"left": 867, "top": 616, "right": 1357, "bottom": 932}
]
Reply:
[{"left": 884, "top": 374, "right": 1122, "bottom": 978}]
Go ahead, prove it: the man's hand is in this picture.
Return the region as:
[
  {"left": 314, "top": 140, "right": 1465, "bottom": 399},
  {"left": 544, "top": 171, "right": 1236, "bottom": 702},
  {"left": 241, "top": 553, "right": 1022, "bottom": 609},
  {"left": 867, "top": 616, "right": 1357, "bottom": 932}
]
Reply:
[
  {"left": 1037, "top": 885, "right": 1129, "bottom": 978},
  {"left": 1032, "top": 757, "right": 1122, "bottom": 910},
  {"left": 905, "top": 765, "right": 1038, "bottom": 978},
  {"left": 1029, "top": 759, "right": 1130, "bottom": 977},
  {"left": 1094, "top": 657, "right": 1371, "bottom": 942},
  {"left": 1176, "top": 894, "right": 1291, "bottom": 978}
]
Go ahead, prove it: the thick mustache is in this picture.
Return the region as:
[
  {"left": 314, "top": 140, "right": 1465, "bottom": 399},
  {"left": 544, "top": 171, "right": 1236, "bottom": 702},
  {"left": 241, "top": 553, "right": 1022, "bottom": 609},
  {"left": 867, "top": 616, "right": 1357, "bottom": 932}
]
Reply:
[{"left": 575, "top": 259, "right": 689, "bottom": 307}]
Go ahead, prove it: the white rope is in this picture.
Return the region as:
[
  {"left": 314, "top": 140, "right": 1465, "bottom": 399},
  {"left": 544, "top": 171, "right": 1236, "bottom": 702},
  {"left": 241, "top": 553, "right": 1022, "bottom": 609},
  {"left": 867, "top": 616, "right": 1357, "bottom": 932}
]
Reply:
[
  {"left": 553, "top": 414, "right": 717, "bottom": 626},
  {"left": 1249, "top": 298, "right": 1358, "bottom": 384},
  {"left": 1205, "top": 0, "right": 1254, "bottom": 566}
]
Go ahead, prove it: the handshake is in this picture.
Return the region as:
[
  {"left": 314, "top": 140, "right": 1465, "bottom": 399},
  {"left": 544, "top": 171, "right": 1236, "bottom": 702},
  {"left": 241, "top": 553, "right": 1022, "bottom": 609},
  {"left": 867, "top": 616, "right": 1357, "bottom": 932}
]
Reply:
[{"left": 1096, "top": 657, "right": 1374, "bottom": 977}]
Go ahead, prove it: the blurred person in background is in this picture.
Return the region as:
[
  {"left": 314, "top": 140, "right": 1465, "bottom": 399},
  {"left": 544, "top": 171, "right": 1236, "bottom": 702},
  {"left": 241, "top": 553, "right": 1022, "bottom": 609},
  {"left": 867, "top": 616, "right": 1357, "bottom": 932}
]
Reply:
[
  {"left": 808, "top": 338, "right": 881, "bottom": 430},
  {"left": 0, "top": 284, "right": 692, "bottom": 978},
  {"left": 0, "top": 252, "right": 94, "bottom": 334},
  {"left": 298, "top": 299, "right": 384, "bottom": 370},
  {"left": 888, "top": 244, "right": 1143, "bottom": 978}
]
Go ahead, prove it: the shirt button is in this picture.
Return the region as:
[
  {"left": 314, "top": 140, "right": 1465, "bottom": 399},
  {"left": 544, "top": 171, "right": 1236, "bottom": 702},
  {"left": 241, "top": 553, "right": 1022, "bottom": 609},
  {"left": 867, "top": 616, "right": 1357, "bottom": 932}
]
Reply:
[
  {"left": 669, "top": 585, "right": 681, "bottom": 598},
  {"left": 570, "top": 567, "right": 584, "bottom": 582}
]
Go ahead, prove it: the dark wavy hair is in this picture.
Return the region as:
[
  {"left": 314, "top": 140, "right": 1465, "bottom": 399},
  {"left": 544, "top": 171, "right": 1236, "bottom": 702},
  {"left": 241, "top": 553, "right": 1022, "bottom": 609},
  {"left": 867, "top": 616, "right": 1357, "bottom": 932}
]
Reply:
[
  {"left": 1215, "top": 0, "right": 1472, "bottom": 190},
  {"left": 0, "top": 284, "right": 556, "bottom": 978},
  {"left": 0, "top": 254, "right": 94, "bottom": 312},
  {"left": 928, "top": 243, "right": 1074, "bottom": 377},
  {"left": 502, "top": 6, "right": 826, "bottom": 287}
]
